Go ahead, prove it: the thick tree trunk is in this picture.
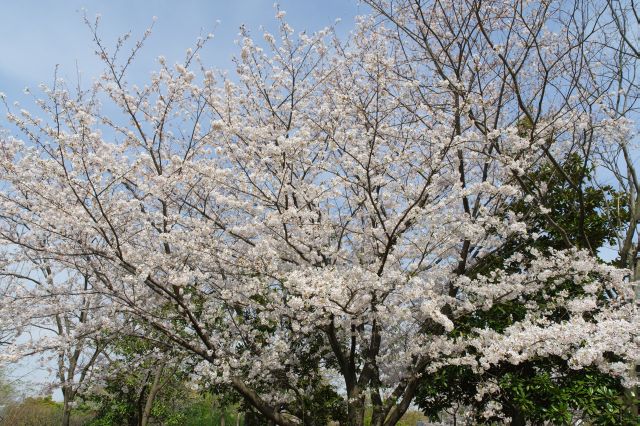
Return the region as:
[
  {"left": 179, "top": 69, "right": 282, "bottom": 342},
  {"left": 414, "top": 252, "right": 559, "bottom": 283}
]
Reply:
[
  {"left": 370, "top": 387, "right": 386, "bottom": 426},
  {"left": 61, "top": 400, "right": 71, "bottom": 426},
  {"left": 370, "top": 406, "right": 384, "bottom": 426},
  {"left": 346, "top": 390, "right": 366, "bottom": 426},
  {"left": 61, "top": 386, "right": 73, "bottom": 426},
  {"left": 509, "top": 406, "right": 525, "bottom": 426}
]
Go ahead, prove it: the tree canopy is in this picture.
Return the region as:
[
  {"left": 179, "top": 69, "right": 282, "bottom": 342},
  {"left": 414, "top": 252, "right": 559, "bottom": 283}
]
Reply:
[{"left": 0, "top": 1, "right": 639, "bottom": 425}]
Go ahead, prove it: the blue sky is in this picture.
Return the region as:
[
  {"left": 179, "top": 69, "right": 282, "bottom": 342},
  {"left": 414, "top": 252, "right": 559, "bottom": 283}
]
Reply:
[
  {"left": 0, "top": 0, "right": 362, "bottom": 119},
  {"left": 0, "top": 0, "right": 362, "bottom": 397}
]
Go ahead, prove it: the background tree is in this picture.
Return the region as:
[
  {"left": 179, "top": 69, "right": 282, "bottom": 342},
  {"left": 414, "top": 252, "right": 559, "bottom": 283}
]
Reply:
[
  {"left": 0, "top": 256, "right": 110, "bottom": 426},
  {"left": 415, "top": 153, "right": 635, "bottom": 425},
  {"left": 0, "top": 367, "right": 18, "bottom": 419},
  {"left": 85, "top": 336, "right": 184, "bottom": 426}
]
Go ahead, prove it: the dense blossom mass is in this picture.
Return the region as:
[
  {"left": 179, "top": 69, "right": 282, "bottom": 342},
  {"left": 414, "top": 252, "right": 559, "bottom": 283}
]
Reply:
[{"left": 0, "top": 1, "right": 638, "bottom": 425}]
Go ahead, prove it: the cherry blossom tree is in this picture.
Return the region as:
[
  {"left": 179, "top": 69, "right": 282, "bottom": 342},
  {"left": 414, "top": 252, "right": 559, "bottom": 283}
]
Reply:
[
  {"left": 364, "top": 0, "right": 640, "bottom": 422},
  {"left": 592, "top": 0, "right": 640, "bottom": 417},
  {"left": 0, "top": 2, "right": 638, "bottom": 425},
  {"left": 0, "top": 250, "right": 111, "bottom": 426}
]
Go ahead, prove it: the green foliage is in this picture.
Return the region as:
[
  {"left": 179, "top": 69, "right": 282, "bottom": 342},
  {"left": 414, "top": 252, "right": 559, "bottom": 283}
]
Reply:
[
  {"left": 0, "top": 393, "right": 242, "bottom": 426},
  {"left": 86, "top": 375, "right": 243, "bottom": 426},
  {"left": 283, "top": 335, "right": 348, "bottom": 425},
  {"left": 0, "top": 368, "right": 17, "bottom": 410},
  {"left": 85, "top": 371, "right": 190, "bottom": 425},
  {"left": 179, "top": 395, "right": 241, "bottom": 426},
  {"left": 288, "top": 381, "right": 347, "bottom": 425},
  {"left": 359, "top": 407, "right": 428, "bottom": 426},
  {"left": 417, "top": 361, "right": 636, "bottom": 425},
  {"left": 1, "top": 396, "right": 63, "bottom": 426},
  {"left": 83, "top": 332, "right": 247, "bottom": 426},
  {"left": 0, "top": 396, "right": 93, "bottom": 426},
  {"left": 239, "top": 380, "right": 346, "bottom": 426},
  {"left": 514, "top": 152, "right": 624, "bottom": 251},
  {"left": 415, "top": 153, "right": 637, "bottom": 425},
  {"left": 84, "top": 335, "right": 185, "bottom": 425},
  {"left": 501, "top": 364, "right": 634, "bottom": 425}
]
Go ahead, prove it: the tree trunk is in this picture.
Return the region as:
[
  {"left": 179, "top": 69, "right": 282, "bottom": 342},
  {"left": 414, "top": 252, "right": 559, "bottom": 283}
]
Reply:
[
  {"left": 370, "top": 388, "right": 385, "bottom": 426},
  {"left": 510, "top": 408, "right": 525, "bottom": 426},
  {"left": 61, "top": 386, "right": 73, "bottom": 426},
  {"left": 505, "top": 401, "right": 526, "bottom": 426},
  {"left": 61, "top": 400, "right": 71, "bottom": 426},
  {"left": 140, "top": 362, "right": 165, "bottom": 426},
  {"left": 346, "top": 390, "right": 366, "bottom": 426}
]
